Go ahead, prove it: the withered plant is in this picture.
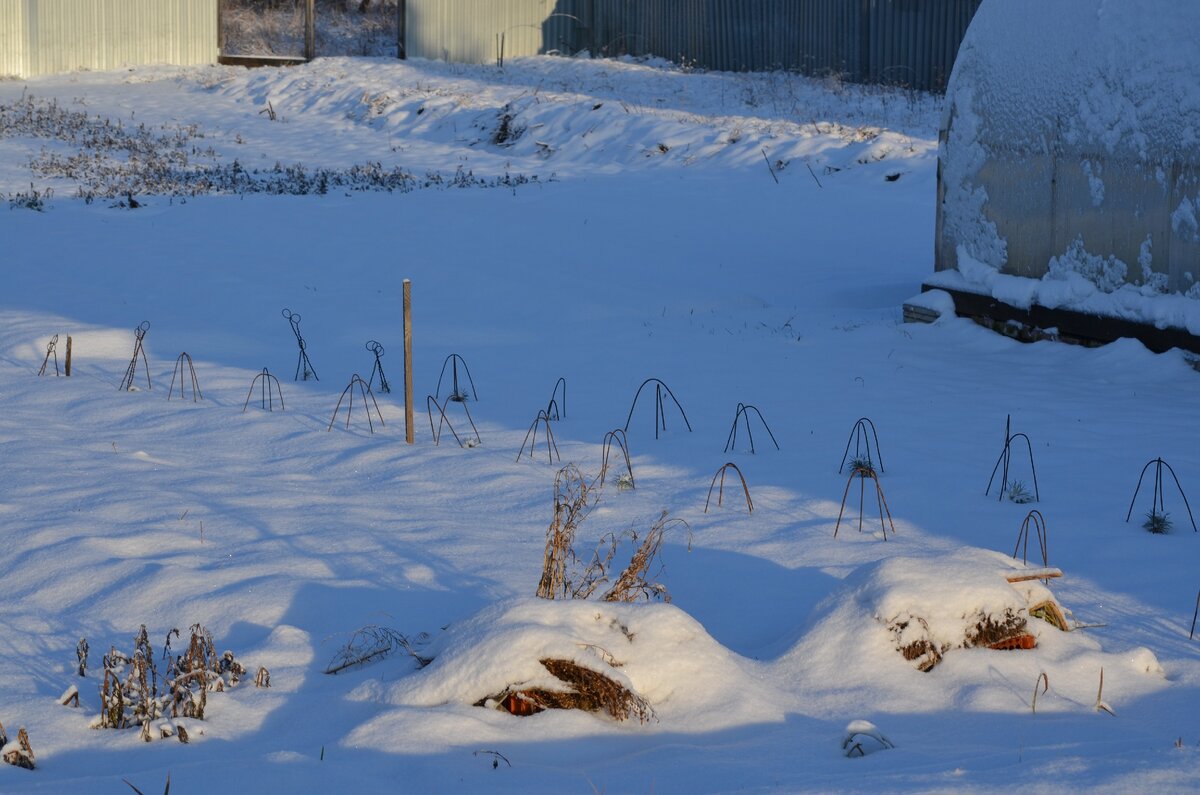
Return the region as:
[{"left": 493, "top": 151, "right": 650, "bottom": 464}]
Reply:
[
  {"left": 536, "top": 466, "right": 689, "bottom": 603},
  {"left": 536, "top": 465, "right": 599, "bottom": 599},
  {"left": 603, "top": 512, "right": 691, "bottom": 603},
  {"left": 92, "top": 623, "right": 248, "bottom": 740},
  {"left": 324, "top": 626, "right": 431, "bottom": 674}
]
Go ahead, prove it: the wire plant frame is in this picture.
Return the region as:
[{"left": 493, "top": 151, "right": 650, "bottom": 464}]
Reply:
[
  {"left": 600, "top": 428, "right": 634, "bottom": 488},
  {"left": 1125, "top": 457, "right": 1197, "bottom": 532},
  {"left": 426, "top": 394, "right": 480, "bottom": 447},
  {"left": 168, "top": 352, "right": 203, "bottom": 402},
  {"left": 517, "top": 409, "right": 560, "bottom": 463},
  {"left": 1190, "top": 590, "right": 1200, "bottom": 641},
  {"left": 704, "top": 462, "right": 753, "bottom": 514},
  {"left": 366, "top": 340, "right": 391, "bottom": 394},
  {"left": 38, "top": 334, "right": 59, "bottom": 376},
  {"left": 834, "top": 464, "right": 896, "bottom": 540},
  {"left": 838, "top": 417, "right": 883, "bottom": 474},
  {"left": 435, "top": 353, "right": 478, "bottom": 403},
  {"left": 986, "top": 415, "right": 1040, "bottom": 502},
  {"left": 243, "top": 368, "right": 285, "bottom": 412},
  {"left": 623, "top": 378, "right": 692, "bottom": 440},
  {"left": 118, "top": 321, "right": 152, "bottom": 392},
  {"left": 1013, "top": 509, "right": 1049, "bottom": 568},
  {"left": 328, "top": 374, "right": 385, "bottom": 433},
  {"left": 723, "top": 402, "right": 780, "bottom": 454},
  {"left": 545, "top": 377, "right": 567, "bottom": 420},
  {"left": 283, "top": 308, "right": 318, "bottom": 382}
]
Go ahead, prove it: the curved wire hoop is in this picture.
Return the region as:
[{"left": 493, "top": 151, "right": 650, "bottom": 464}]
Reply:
[
  {"left": 1013, "top": 510, "right": 1048, "bottom": 567},
  {"left": 1125, "top": 457, "right": 1196, "bottom": 532},
  {"left": 168, "top": 352, "right": 203, "bottom": 402},
  {"left": 985, "top": 415, "right": 1039, "bottom": 502},
  {"left": 545, "top": 377, "right": 567, "bottom": 420},
  {"left": 838, "top": 417, "right": 883, "bottom": 473},
  {"left": 425, "top": 394, "right": 480, "bottom": 447},
  {"left": 328, "top": 374, "right": 386, "bottom": 433},
  {"left": 517, "top": 409, "right": 559, "bottom": 463},
  {"left": 243, "top": 368, "right": 284, "bottom": 412},
  {"left": 623, "top": 378, "right": 692, "bottom": 439},
  {"left": 704, "top": 462, "right": 753, "bottom": 514},
  {"left": 600, "top": 428, "right": 634, "bottom": 488},
  {"left": 435, "top": 353, "right": 478, "bottom": 402},
  {"left": 724, "top": 403, "right": 780, "bottom": 454},
  {"left": 834, "top": 465, "right": 895, "bottom": 540}
]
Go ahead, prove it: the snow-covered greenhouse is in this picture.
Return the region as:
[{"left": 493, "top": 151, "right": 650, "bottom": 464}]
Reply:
[{"left": 924, "top": 0, "right": 1200, "bottom": 352}]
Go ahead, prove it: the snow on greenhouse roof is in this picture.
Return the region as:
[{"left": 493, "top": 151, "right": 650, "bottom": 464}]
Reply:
[{"left": 946, "top": 0, "right": 1200, "bottom": 160}]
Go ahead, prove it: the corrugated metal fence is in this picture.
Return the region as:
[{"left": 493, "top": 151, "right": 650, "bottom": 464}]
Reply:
[
  {"left": 0, "top": 0, "right": 217, "bottom": 77},
  {"left": 406, "top": 0, "right": 982, "bottom": 91}
]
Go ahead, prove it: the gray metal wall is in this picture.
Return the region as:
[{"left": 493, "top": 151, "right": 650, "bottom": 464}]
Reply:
[
  {"left": 406, "top": 0, "right": 982, "bottom": 91},
  {"left": 0, "top": 0, "right": 217, "bottom": 78}
]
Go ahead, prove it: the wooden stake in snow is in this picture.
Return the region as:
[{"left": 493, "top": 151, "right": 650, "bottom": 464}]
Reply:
[
  {"left": 65, "top": 335, "right": 72, "bottom": 376},
  {"left": 403, "top": 279, "right": 414, "bottom": 445}
]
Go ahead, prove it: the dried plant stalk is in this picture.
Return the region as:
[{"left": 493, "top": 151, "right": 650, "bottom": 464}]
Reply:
[
  {"left": 603, "top": 512, "right": 690, "bottom": 603},
  {"left": 536, "top": 465, "right": 598, "bottom": 600}
]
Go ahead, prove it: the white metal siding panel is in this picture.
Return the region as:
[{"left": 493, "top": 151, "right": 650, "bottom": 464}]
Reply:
[
  {"left": 0, "top": 0, "right": 26, "bottom": 77},
  {"left": 408, "top": 0, "right": 561, "bottom": 64},
  {"left": 22, "top": 0, "right": 215, "bottom": 77}
]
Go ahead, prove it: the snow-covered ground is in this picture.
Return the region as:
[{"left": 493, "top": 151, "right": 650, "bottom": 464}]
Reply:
[{"left": 0, "top": 56, "right": 1198, "bottom": 793}]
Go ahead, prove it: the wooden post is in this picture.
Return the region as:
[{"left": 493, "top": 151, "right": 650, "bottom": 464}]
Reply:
[
  {"left": 65, "top": 336, "right": 72, "bottom": 376},
  {"left": 403, "top": 279, "right": 414, "bottom": 444},
  {"left": 397, "top": 0, "right": 406, "bottom": 59},
  {"left": 304, "top": 0, "right": 316, "bottom": 61}
]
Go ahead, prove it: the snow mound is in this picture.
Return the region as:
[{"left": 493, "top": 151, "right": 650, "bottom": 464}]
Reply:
[
  {"left": 354, "top": 599, "right": 782, "bottom": 735},
  {"left": 780, "top": 548, "right": 1171, "bottom": 715}
]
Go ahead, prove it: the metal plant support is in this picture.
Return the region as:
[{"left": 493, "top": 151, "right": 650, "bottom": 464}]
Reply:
[
  {"left": 1126, "top": 457, "right": 1197, "bottom": 532},
  {"left": 243, "top": 368, "right": 285, "bottom": 412},
  {"left": 1013, "top": 510, "right": 1048, "bottom": 568},
  {"left": 366, "top": 340, "right": 391, "bottom": 394},
  {"left": 517, "top": 409, "right": 559, "bottom": 463},
  {"left": 545, "top": 377, "right": 567, "bottom": 420},
  {"left": 283, "top": 308, "right": 318, "bottom": 381},
  {"left": 1191, "top": 590, "right": 1200, "bottom": 641},
  {"left": 38, "top": 334, "right": 60, "bottom": 376},
  {"left": 435, "top": 353, "right": 478, "bottom": 403},
  {"left": 600, "top": 428, "right": 634, "bottom": 488},
  {"left": 623, "top": 378, "right": 692, "bottom": 439},
  {"left": 834, "top": 463, "right": 895, "bottom": 540},
  {"left": 724, "top": 402, "right": 780, "bottom": 454},
  {"left": 838, "top": 417, "right": 883, "bottom": 473},
  {"left": 426, "top": 394, "right": 480, "bottom": 448},
  {"left": 328, "top": 374, "right": 386, "bottom": 434},
  {"left": 985, "top": 415, "right": 1040, "bottom": 502},
  {"left": 704, "top": 462, "right": 753, "bottom": 514},
  {"left": 168, "top": 352, "right": 203, "bottom": 402},
  {"left": 118, "top": 321, "right": 152, "bottom": 392}
]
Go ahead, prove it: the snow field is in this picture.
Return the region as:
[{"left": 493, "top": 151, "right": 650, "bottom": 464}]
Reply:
[{"left": 0, "top": 55, "right": 1197, "bottom": 793}]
